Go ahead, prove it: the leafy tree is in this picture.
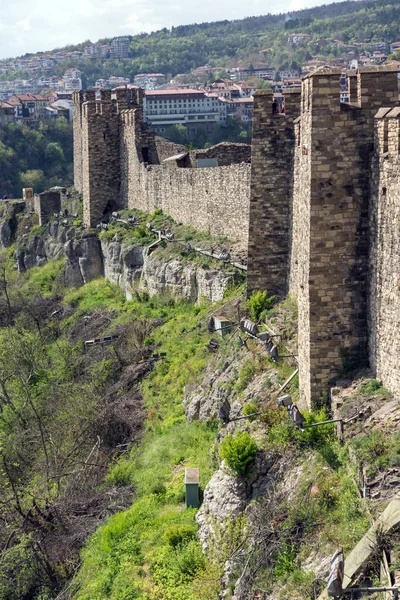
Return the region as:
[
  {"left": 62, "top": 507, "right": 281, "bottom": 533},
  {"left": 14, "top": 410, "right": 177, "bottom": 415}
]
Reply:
[
  {"left": 0, "top": 119, "right": 73, "bottom": 197},
  {"left": 166, "top": 123, "right": 187, "bottom": 144},
  {"left": 19, "top": 169, "right": 46, "bottom": 191},
  {"left": 45, "top": 142, "right": 65, "bottom": 166}
]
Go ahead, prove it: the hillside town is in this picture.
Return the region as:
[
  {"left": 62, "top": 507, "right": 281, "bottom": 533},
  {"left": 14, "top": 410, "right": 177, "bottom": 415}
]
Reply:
[{"left": 1, "top": 34, "right": 400, "bottom": 133}]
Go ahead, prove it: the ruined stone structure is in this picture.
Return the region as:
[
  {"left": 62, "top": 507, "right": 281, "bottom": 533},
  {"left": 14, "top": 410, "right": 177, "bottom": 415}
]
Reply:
[
  {"left": 73, "top": 88, "right": 250, "bottom": 243},
  {"left": 34, "top": 191, "right": 61, "bottom": 226},
  {"left": 73, "top": 67, "right": 400, "bottom": 409}
]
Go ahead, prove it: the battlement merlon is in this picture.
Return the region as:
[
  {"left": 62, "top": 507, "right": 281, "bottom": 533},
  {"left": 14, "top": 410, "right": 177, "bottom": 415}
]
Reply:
[
  {"left": 300, "top": 67, "right": 398, "bottom": 116},
  {"left": 72, "top": 90, "right": 83, "bottom": 106},
  {"left": 347, "top": 69, "right": 358, "bottom": 105},
  {"left": 252, "top": 88, "right": 301, "bottom": 123},
  {"left": 112, "top": 86, "right": 144, "bottom": 115},
  {"left": 120, "top": 109, "right": 136, "bottom": 127},
  {"left": 302, "top": 69, "right": 342, "bottom": 115},
  {"left": 357, "top": 66, "right": 399, "bottom": 111},
  {"left": 375, "top": 106, "right": 400, "bottom": 154}
]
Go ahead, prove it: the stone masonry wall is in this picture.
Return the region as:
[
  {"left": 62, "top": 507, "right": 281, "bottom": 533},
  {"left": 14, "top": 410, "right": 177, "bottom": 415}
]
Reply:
[
  {"left": 154, "top": 137, "right": 185, "bottom": 162},
  {"left": 369, "top": 109, "right": 400, "bottom": 401},
  {"left": 188, "top": 142, "right": 251, "bottom": 167},
  {"left": 289, "top": 81, "right": 312, "bottom": 405},
  {"left": 74, "top": 71, "right": 400, "bottom": 409},
  {"left": 81, "top": 90, "right": 122, "bottom": 227},
  {"left": 247, "top": 89, "right": 301, "bottom": 297},
  {"left": 119, "top": 109, "right": 250, "bottom": 244},
  {"left": 72, "top": 91, "right": 83, "bottom": 194},
  {"left": 290, "top": 68, "right": 398, "bottom": 407},
  {"left": 34, "top": 191, "right": 61, "bottom": 226},
  {"left": 246, "top": 67, "right": 399, "bottom": 408},
  {"left": 294, "top": 69, "right": 398, "bottom": 407}
]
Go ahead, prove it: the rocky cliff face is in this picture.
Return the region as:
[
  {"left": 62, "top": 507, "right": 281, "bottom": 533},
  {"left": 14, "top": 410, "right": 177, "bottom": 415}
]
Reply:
[
  {"left": 141, "top": 252, "right": 232, "bottom": 303},
  {"left": 12, "top": 220, "right": 233, "bottom": 303}
]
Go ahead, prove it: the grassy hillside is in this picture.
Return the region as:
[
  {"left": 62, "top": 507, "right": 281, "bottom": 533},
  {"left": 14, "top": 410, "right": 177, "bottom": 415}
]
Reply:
[
  {"left": 0, "top": 222, "right": 397, "bottom": 598},
  {"left": 0, "top": 239, "right": 245, "bottom": 599}
]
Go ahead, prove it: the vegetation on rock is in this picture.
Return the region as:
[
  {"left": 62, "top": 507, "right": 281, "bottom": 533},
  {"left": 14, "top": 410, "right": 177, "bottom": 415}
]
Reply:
[
  {"left": 0, "top": 213, "right": 396, "bottom": 599},
  {"left": 220, "top": 431, "right": 258, "bottom": 475}
]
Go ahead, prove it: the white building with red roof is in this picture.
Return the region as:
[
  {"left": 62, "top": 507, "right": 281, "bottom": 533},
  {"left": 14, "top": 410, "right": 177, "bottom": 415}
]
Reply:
[{"left": 144, "top": 88, "right": 227, "bottom": 134}]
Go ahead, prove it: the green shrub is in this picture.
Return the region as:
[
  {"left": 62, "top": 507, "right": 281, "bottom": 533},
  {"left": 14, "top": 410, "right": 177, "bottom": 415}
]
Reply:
[
  {"left": 234, "top": 359, "right": 257, "bottom": 393},
  {"left": 242, "top": 402, "right": 259, "bottom": 421},
  {"left": 264, "top": 408, "right": 335, "bottom": 451},
  {"left": 351, "top": 431, "right": 400, "bottom": 476},
  {"left": 278, "top": 569, "right": 316, "bottom": 599},
  {"left": 106, "top": 457, "right": 135, "bottom": 487},
  {"left": 134, "top": 226, "right": 148, "bottom": 239},
  {"left": 27, "top": 258, "right": 65, "bottom": 295},
  {"left": 361, "top": 378, "right": 384, "bottom": 395},
  {"left": 164, "top": 525, "right": 196, "bottom": 547},
  {"left": 294, "top": 408, "right": 335, "bottom": 448},
  {"left": 99, "top": 229, "right": 116, "bottom": 241},
  {"left": 220, "top": 431, "right": 258, "bottom": 475},
  {"left": 151, "top": 540, "right": 206, "bottom": 599},
  {"left": 247, "top": 290, "right": 276, "bottom": 321},
  {"left": 274, "top": 543, "right": 297, "bottom": 577}
]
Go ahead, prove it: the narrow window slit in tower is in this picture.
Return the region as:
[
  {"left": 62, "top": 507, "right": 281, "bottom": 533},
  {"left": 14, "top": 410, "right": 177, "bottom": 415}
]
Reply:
[
  {"left": 382, "top": 120, "right": 389, "bottom": 154},
  {"left": 142, "top": 147, "right": 150, "bottom": 163}
]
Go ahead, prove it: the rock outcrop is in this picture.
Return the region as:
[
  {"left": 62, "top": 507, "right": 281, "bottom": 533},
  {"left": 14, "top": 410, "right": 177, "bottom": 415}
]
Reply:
[
  {"left": 142, "top": 253, "right": 233, "bottom": 303},
  {"left": 64, "top": 234, "right": 104, "bottom": 287},
  {"left": 101, "top": 239, "right": 145, "bottom": 290},
  {"left": 11, "top": 220, "right": 234, "bottom": 302}
]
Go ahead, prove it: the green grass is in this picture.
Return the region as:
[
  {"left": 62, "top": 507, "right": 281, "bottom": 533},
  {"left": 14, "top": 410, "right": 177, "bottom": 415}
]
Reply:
[
  {"left": 8, "top": 258, "right": 375, "bottom": 600},
  {"left": 351, "top": 431, "right": 400, "bottom": 476},
  {"left": 23, "top": 258, "right": 65, "bottom": 296},
  {"left": 93, "top": 207, "right": 236, "bottom": 255},
  {"left": 63, "top": 278, "right": 126, "bottom": 313},
  {"left": 76, "top": 497, "right": 207, "bottom": 600},
  {"left": 360, "top": 378, "right": 389, "bottom": 396},
  {"left": 74, "top": 281, "right": 243, "bottom": 599}
]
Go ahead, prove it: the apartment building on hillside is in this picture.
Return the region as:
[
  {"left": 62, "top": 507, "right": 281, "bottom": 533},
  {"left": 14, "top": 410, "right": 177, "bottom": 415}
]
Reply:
[
  {"left": 144, "top": 89, "right": 227, "bottom": 135},
  {"left": 110, "top": 37, "right": 130, "bottom": 59}
]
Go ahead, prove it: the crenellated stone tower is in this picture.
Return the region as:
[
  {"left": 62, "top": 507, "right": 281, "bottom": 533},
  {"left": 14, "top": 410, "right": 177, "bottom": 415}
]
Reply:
[
  {"left": 247, "top": 88, "right": 301, "bottom": 297},
  {"left": 248, "top": 66, "right": 399, "bottom": 408},
  {"left": 73, "top": 87, "right": 147, "bottom": 227}
]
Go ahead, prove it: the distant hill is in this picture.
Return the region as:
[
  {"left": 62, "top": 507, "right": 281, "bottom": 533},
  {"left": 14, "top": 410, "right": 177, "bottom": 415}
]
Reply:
[{"left": 11, "top": 0, "right": 400, "bottom": 85}]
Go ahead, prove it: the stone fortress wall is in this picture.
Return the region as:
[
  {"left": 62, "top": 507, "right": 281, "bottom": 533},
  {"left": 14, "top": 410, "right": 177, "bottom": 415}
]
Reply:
[
  {"left": 249, "top": 66, "right": 400, "bottom": 408},
  {"left": 369, "top": 106, "right": 400, "bottom": 403},
  {"left": 73, "top": 68, "right": 400, "bottom": 409},
  {"left": 73, "top": 88, "right": 250, "bottom": 244}
]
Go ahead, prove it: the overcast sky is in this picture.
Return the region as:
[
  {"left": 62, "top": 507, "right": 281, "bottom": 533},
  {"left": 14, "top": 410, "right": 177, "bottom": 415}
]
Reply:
[{"left": 0, "top": 0, "right": 335, "bottom": 60}]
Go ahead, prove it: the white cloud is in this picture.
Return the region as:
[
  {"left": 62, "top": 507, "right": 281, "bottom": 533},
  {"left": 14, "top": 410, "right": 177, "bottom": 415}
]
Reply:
[{"left": 0, "top": 0, "right": 337, "bottom": 59}]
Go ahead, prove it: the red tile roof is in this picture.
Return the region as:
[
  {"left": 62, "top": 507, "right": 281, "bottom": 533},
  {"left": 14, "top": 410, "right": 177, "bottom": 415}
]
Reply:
[
  {"left": 145, "top": 88, "right": 205, "bottom": 97},
  {"left": 10, "top": 94, "right": 45, "bottom": 101}
]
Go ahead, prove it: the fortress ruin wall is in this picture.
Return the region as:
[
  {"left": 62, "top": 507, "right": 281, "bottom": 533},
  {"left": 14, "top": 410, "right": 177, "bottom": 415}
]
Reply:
[
  {"left": 369, "top": 109, "right": 400, "bottom": 398},
  {"left": 73, "top": 69, "right": 400, "bottom": 409}
]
